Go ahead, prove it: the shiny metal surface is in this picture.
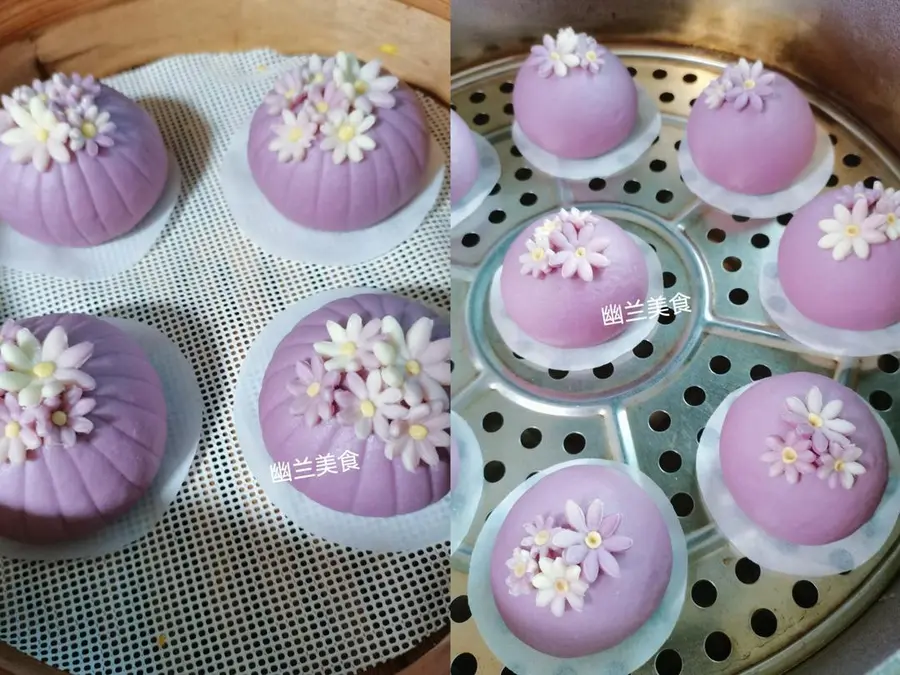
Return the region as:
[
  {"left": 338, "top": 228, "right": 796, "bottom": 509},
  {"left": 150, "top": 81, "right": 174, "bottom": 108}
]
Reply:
[{"left": 449, "top": 50, "right": 900, "bottom": 675}]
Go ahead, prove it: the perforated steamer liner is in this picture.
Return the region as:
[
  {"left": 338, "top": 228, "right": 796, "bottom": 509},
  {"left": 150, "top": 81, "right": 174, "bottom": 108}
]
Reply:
[
  {"left": 0, "top": 49, "right": 449, "bottom": 675},
  {"left": 450, "top": 49, "right": 900, "bottom": 675}
]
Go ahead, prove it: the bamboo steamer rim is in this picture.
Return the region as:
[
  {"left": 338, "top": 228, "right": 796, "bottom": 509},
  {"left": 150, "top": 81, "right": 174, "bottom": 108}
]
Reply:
[{"left": 0, "top": 0, "right": 449, "bottom": 673}]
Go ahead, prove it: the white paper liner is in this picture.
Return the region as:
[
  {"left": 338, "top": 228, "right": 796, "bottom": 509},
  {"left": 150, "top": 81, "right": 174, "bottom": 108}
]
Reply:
[
  {"left": 696, "top": 381, "right": 900, "bottom": 577},
  {"left": 451, "top": 132, "right": 502, "bottom": 230},
  {"left": 0, "top": 151, "right": 181, "bottom": 280},
  {"left": 511, "top": 85, "right": 662, "bottom": 181},
  {"left": 678, "top": 125, "right": 834, "bottom": 219},
  {"left": 468, "top": 459, "right": 688, "bottom": 675},
  {"left": 221, "top": 123, "right": 445, "bottom": 265},
  {"left": 450, "top": 411, "right": 484, "bottom": 558},
  {"left": 233, "top": 286, "right": 450, "bottom": 553},
  {"left": 758, "top": 245, "right": 900, "bottom": 356},
  {"left": 0, "top": 317, "right": 202, "bottom": 561},
  {"left": 489, "top": 233, "right": 663, "bottom": 371}
]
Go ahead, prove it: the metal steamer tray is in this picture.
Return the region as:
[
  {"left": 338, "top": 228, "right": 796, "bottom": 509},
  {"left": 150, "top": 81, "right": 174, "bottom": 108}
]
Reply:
[{"left": 449, "top": 48, "right": 900, "bottom": 675}]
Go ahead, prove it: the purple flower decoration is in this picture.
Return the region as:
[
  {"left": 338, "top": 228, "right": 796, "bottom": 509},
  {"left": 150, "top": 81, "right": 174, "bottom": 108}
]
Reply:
[
  {"left": 305, "top": 81, "right": 349, "bottom": 124},
  {"left": 551, "top": 499, "right": 633, "bottom": 582},
  {"left": 723, "top": 58, "right": 776, "bottom": 112},
  {"left": 0, "top": 393, "right": 41, "bottom": 465},
  {"left": 549, "top": 223, "right": 611, "bottom": 282},
  {"left": 818, "top": 442, "right": 867, "bottom": 489},
  {"left": 577, "top": 34, "right": 606, "bottom": 73},
  {"left": 530, "top": 28, "right": 581, "bottom": 78},
  {"left": 67, "top": 102, "right": 116, "bottom": 156},
  {"left": 783, "top": 386, "right": 855, "bottom": 452},
  {"left": 51, "top": 73, "right": 101, "bottom": 108},
  {"left": 838, "top": 181, "right": 884, "bottom": 209},
  {"left": 505, "top": 548, "right": 538, "bottom": 596},
  {"left": 520, "top": 514, "right": 561, "bottom": 558},
  {"left": 265, "top": 68, "right": 307, "bottom": 115},
  {"left": 286, "top": 355, "right": 340, "bottom": 426},
  {"left": 761, "top": 430, "right": 817, "bottom": 484},
  {"left": 519, "top": 237, "right": 553, "bottom": 278},
  {"left": 41, "top": 387, "right": 96, "bottom": 448}
]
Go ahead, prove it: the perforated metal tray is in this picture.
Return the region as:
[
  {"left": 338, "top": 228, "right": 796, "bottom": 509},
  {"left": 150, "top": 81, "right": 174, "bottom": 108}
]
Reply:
[{"left": 448, "top": 48, "right": 900, "bottom": 675}]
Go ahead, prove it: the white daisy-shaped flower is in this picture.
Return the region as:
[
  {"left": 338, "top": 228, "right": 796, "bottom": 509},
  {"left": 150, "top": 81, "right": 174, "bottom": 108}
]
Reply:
[
  {"left": 268, "top": 108, "right": 318, "bottom": 163},
  {"left": 531, "top": 29, "right": 582, "bottom": 78},
  {"left": 313, "top": 314, "right": 382, "bottom": 372},
  {"left": 505, "top": 548, "right": 538, "bottom": 596},
  {"left": 385, "top": 401, "right": 450, "bottom": 472},
  {"left": 305, "top": 54, "right": 336, "bottom": 87},
  {"left": 519, "top": 238, "right": 553, "bottom": 278},
  {"left": 703, "top": 78, "right": 733, "bottom": 109},
  {"left": 531, "top": 556, "right": 588, "bottom": 618},
  {"left": 817, "top": 197, "right": 888, "bottom": 261},
  {"left": 0, "top": 96, "right": 71, "bottom": 172},
  {"left": 534, "top": 216, "right": 562, "bottom": 238},
  {"left": 818, "top": 442, "right": 867, "bottom": 490},
  {"left": 520, "top": 515, "right": 561, "bottom": 558},
  {"left": 562, "top": 207, "right": 600, "bottom": 231},
  {"left": 376, "top": 316, "right": 451, "bottom": 391},
  {"left": 782, "top": 385, "right": 856, "bottom": 450},
  {"left": 0, "top": 393, "right": 41, "bottom": 465},
  {"left": 874, "top": 190, "right": 900, "bottom": 241},
  {"left": 0, "top": 326, "right": 95, "bottom": 407},
  {"left": 335, "top": 370, "right": 406, "bottom": 441},
  {"left": 333, "top": 52, "right": 399, "bottom": 113},
  {"left": 320, "top": 109, "right": 377, "bottom": 164},
  {"left": 549, "top": 223, "right": 611, "bottom": 281}
]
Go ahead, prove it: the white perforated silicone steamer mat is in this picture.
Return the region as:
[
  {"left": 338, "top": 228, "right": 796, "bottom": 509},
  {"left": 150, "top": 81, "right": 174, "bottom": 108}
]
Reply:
[{"left": 0, "top": 49, "right": 449, "bottom": 675}]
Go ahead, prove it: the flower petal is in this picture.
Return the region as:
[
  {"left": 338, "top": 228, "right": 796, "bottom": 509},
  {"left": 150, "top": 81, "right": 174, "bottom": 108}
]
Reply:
[
  {"left": 551, "top": 529, "right": 583, "bottom": 548},
  {"left": 602, "top": 535, "right": 633, "bottom": 552},
  {"left": 581, "top": 552, "right": 600, "bottom": 583},
  {"left": 564, "top": 499, "right": 587, "bottom": 531},
  {"left": 585, "top": 499, "right": 603, "bottom": 531},
  {"left": 596, "top": 548, "right": 621, "bottom": 578}
]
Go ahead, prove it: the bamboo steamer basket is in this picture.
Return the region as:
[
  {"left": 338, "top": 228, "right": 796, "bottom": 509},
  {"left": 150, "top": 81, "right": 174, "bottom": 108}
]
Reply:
[{"left": 0, "top": 0, "right": 450, "bottom": 673}]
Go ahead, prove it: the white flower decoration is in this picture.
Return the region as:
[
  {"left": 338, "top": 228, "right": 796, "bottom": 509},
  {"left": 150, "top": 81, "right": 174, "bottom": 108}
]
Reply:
[
  {"left": 385, "top": 401, "right": 450, "bottom": 472},
  {"left": 521, "top": 515, "right": 561, "bottom": 558},
  {"left": 505, "top": 548, "right": 538, "bottom": 596},
  {"left": 376, "top": 316, "right": 451, "bottom": 391},
  {"left": 782, "top": 385, "right": 856, "bottom": 449},
  {"left": 0, "top": 326, "right": 95, "bottom": 407},
  {"left": 0, "top": 96, "right": 71, "bottom": 172},
  {"left": 703, "top": 78, "right": 733, "bottom": 109},
  {"left": 874, "top": 190, "right": 900, "bottom": 241},
  {"left": 534, "top": 216, "right": 562, "bottom": 238},
  {"left": 0, "top": 394, "right": 41, "bottom": 465},
  {"left": 817, "top": 197, "right": 888, "bottom": 261},
  {"left": 818, "top": 443, "right": 867, "bottom": 490},
  {"left": 335, "top": 370, "right": 406, "bottom": 441},
  {"left": 313, "top": 314, "right": 382, "bottom": 372},
  {"left": 320, "top": 109, "right": 376, "bottom": 164},
  {"left": 519, "top": 238, "right": 552, "bottom": 278},
  {"left": 531, "top": 556, "right": 588, "bottom": 618},
  {"left": 268, "top": 108, "right": 318, "bottom": 163},
  {"left": 334, "top": 52, "right": 399, "bottom": 113},
  {"left": 305, "top": 54, "right": 335, "bottom": 87}
]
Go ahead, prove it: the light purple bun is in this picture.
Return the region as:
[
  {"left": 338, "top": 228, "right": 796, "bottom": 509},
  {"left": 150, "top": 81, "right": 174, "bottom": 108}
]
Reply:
[
  {"left": 450, "top": 436, "right": 460, "bottom": 491},
  {"left": 247, "top": 85, "right": 430, "bottom": 232},
  {"left": 0, "top": 85, "right": 168, "bottom": 248},
  {"left": 720, "top": 372, "right": 888, "bottom": 545},
  {"left": 513, "top": 54, "right": 637, "bottom": 159},
  {"left": 450, "top": 109, "right": 479, "bottom": 205},
  {"left": 258, "top": 294, "right": 450, "bottom": 517},
  {"left": 0, "top": 314, "right": 167, "bottom": 544},
  {"left": 490, "top": 465, "right": 673, "bottom": 657},
  {"left": 686, "top": 74, "right": 816, "bottom": 195},
  {"left": 500, "top": 216, "right": 649, "bottom": 348},
  {"left": 778, "top": 190, "right": 900, "bottom": 330}
]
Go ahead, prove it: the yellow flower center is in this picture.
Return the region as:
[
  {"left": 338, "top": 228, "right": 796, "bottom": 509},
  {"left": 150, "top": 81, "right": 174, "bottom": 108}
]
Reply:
[
  {"left": 34, "top": 128, "right": 49, "bottom": 143},
  {"left": 81, "top": 122, "right": 97, "bottom": 139},
  {"left": 337, "top": 124, "right": 356, "bottom": 143},
  {"left": 585, "top": 531, "right": 603, "bottom": 549},
  {"left": 808, "top": 412, "right": 823, "bottom": 428},
  {"left": 51, "top": 411, "right": 68, "bottom": 427},
  {"left": 339, "top": 342, "right": 357, "bottom": 356},
  {"left": 312, "top": 73, "right": 325, "bottom": 84},
  {"left": 306, "top": 382, "right": 321, "bottom": 398},
  {"left": 406, "top": 360, "right": 421, "bottom": 376},
  {"left": 285, "top": 89, "right": 298, "bottom": 100},
  {"left": 554, "top": 578, "right": 569, "bottom": 593},
  {"left": 33, "top": 362, "right": 56, "bottom": 379},
  {"left": 888, "top": 213, "right": 897, "bottom": 225},
  {"left": 530, "top": 247, "right": 545, "bottom": 261},
  {"left": 4, "top": 421, "right": 20, "bottom": 439},
  {"left": 409, "top": 424, "right": 429, "bottom": 441},
  {"left": 315, "top": 100, "right": 329, "bottom": 114},
  {"left": 834, "top": 459, "right": 846, "bottom": 472},
  {"left": 781, "top": 447, "right": 798, "bottom": 464},
  {"left": 585, "top": 51, "right": 597, "bottom": 62},
  {"left": 354, "top": 80, "right": 368, "bottom": 94},
  {"left": 574, "top": 247, "right": 587, "bottom": 258},
  {"left": 533, "top": 530, "right": 550, "bottom": 546},
  {"left": 549, "top": 52, "right": 561, "bottom": 62},
  {"left": 360, "top": 400, "right": 376, "bottom": 418},
  {"left": 513, "top": 561, "right": 528, "bottom": 577},
  {"left": 744, "top": 79, "right": 756, "bottom": 90},
  {"left": 288, "top": 127, "right": 305, "bottom": 143},
  {"left": 844, "top": 225, "right": 860, "bottom": 237}
]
